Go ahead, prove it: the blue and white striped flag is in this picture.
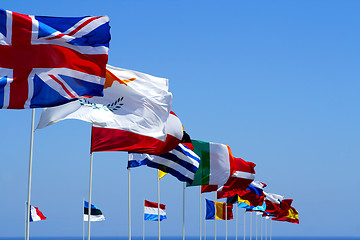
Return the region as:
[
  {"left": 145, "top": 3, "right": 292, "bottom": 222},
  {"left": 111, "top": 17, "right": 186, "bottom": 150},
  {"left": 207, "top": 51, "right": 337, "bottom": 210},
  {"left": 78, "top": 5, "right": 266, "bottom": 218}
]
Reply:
[{"left": 128, "top": 143, "right": 200, "bottom": 183}]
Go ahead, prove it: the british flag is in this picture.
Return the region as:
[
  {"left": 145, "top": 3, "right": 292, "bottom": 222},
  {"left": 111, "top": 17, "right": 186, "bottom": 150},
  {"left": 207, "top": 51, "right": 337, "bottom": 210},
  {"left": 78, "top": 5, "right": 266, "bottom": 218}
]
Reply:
[{"left": 0, "top": 9, "right": 110, "bottom": 109}]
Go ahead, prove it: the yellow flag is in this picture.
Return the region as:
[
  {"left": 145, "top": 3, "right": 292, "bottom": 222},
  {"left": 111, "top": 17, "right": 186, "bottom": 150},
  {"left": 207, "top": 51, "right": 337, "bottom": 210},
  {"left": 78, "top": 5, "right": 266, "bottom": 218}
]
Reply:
[{"left": 159, "top": 170, "right": 167, "bottom": 179}]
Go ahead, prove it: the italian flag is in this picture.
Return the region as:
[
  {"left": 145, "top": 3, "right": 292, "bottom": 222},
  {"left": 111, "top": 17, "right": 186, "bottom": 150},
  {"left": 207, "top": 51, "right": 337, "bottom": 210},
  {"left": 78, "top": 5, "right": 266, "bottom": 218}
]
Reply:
[{"left": 189, "top": 140, "right": 234, "bottom": 186}]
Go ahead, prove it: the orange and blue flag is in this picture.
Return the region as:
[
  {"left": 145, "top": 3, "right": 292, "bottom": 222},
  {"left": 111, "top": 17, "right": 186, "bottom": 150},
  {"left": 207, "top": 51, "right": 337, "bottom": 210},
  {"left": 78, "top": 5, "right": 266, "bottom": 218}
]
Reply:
[{"left": 0, "top": 9, "right": 110, "bottom": 109}]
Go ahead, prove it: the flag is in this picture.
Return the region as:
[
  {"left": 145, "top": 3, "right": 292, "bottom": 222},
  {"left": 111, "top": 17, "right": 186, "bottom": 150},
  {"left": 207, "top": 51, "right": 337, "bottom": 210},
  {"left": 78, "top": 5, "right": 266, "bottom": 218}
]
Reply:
[
  {"left": 159, "top": 170, "right": 167, "bottom": 179},
  {"left": 91, "top": 110, "right": 182, "bottom": 155},
  {"left": 128, "top": 143, "right": 200, "bottom": 183},
  {"left": 272, "top": 206, "right": 299, "bottom": 224},
  {"left": 0, "top": 9, "right": 110, "bottom": 109},
  {"left": 144, "top": 200, "right": 166, "bottom": 221},
  {"left": 37, "top": 65, "right": 175, "bottom": 145},
  {"left": 84, "top": 201, "right": 105, "bottom": 221},
  {"left": 235, "top": 181, "right": 266, "bottom": 207},
  {"left": 263, "top": 192, "right": 285, "bottom": 217},
  {"left": 237, "top": 196, "right": 252, "bottom": 209},
  {"left": 188, "top": 140, "right": 235, "bottom": 186},
  {"left": 29, "top": 205, "right": 46, "bottom": 222},
  {"left": 210, "top": 157, "right": 256, "bottom": 198},
  {"left": 205, "top": 199, "right": 233, "bottom": 220}
]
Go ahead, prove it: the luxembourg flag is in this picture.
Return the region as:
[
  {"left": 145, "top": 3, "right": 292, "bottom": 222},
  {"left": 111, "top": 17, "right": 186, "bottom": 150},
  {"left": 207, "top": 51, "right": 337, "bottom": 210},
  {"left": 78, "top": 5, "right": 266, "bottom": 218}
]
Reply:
[
  {"left": 29, "top": 205, "right": 46, "bottom": 222},
  {"left": 144, "top": 200, "right": 166, "bottom": 221}
]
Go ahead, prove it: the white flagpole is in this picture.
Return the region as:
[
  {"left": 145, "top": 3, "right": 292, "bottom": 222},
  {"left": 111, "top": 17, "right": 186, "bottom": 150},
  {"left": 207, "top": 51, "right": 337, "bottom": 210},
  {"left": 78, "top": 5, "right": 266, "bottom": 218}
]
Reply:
[
  {"left": 25, "top": 109, "right": 35, "bottom": 240},
  {"left": 265, "top": 218, "right": 267, "bottom": 240},
  {"left": 199, "top": 187, "right": 201, "bottom": 240},
  {"left": 255, "top": 213, "right": 258, "bottom": 240},
  {"left": 182, "top": 182, "right": 186, "bottom": 240},
  {"left": 83, "top": 198, "right": 85, "bottom": 240},
  {"left": 250, "top": 212, "right": 252, "bottom": 240},
  {"left": 204, "top": 198, "right": 206, "bottom": 240},
  {"left": 143, "top": 199, "right": 145, "bottom": 240},
  {"left": 270, "top": 219, "right": 272, "bottom": 240},
  {"left": 87, "top": 153, "right": 94, "bottom": 240},
  {"left": 157, "top": 170, "right": 161, "bottom": 240},
  {"left": 260, "top": 216, "right": 263, "bottom": 240},
  {"left": 235, "top": 202, "right": 238, "bottom": 240},
  {"left": 243, "top": 210, "right": 245, "bottom": 240},
  {"left": 214, "top": 192, "right": 217, "bottom": 240},
  {"left": 225, "top": 202, "right": 228, "bottom": 240},
  {"left": 128, "top": 164, "right": 131, "bottom": 240}
]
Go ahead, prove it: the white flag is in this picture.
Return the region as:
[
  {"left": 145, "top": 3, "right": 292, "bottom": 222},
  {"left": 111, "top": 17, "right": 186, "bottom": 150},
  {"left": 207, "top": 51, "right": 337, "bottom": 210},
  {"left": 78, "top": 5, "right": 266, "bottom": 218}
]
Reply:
[{"left": 37, "top": 65, "right": 173, "bottom": 141}]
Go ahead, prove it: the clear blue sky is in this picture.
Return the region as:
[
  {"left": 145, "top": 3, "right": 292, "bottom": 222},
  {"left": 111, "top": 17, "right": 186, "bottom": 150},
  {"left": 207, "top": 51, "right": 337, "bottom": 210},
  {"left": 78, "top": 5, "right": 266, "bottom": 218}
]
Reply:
[{"left": 1, "top": 0, "right": 359, "bottom": 238}]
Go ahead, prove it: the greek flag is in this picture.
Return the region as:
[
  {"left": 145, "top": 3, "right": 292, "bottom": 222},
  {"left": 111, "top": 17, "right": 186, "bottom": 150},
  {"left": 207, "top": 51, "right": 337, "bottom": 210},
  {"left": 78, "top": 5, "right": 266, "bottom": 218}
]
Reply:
[{"left": 128, "top": 143, "right": 200, "bottom": 183}]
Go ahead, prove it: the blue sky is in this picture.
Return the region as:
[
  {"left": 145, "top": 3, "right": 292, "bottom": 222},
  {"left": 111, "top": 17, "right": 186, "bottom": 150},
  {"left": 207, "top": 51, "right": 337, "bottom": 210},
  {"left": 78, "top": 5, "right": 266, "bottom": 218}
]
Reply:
[{"left": 1, "top": 0, "right": 360, "bottom": 238}]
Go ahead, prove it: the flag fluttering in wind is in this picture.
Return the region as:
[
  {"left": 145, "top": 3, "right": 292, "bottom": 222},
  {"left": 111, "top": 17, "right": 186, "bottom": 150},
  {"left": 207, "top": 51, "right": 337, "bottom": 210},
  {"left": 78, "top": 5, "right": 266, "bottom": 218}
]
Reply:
[
  {"left": 205, "top": 199, "right": 233, "bottom": 220},
  {"left": 84, "top": 201, "right": 105, "bottom": 222},
  {"left": 263, "top": 192, "right": 285, "bottom": 217},
  {"left": 272, "top": 205, "right": 299, "bottom": 224},
  {"left": 144, "top": 200, "right": 166, "bottom": 221},
  {"left": 128, "top": 143, "right": 200, "bottom": 183},
  {"left": 234, "top": 181, "right": 267, "bottom": 207},
  {"left": 0, "top": 9, "right": 110, "bottom": 109},
  {"left": 29, "top": 205, "right": 46, "bottom": 222},
  {"left": 187, "top": 140, "right": 235, "bottom": 186},
  {"left": 201, "top": 157, "right": 256, "bottom": 197}
]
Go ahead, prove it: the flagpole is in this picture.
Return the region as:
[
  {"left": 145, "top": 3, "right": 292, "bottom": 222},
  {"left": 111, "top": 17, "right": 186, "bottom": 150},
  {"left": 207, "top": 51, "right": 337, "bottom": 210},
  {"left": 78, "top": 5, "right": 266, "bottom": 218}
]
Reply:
[
  {"left": 214, "top": 192, "right": 217, "bottom": 240},
  {"left": 265, "top": 218, "right": 267, "bottom": 240},
  {"left": 157, "top": 170, "right": 161, "bottom": 240},
  {"left": 235, "top": 202, "right": 238, "bottom": 240},
  {"left": 199, "top": 187, "right": 201, "bottom": 240},
  {"left": 143, "top": 199, "right": 145, "bottom": 240},
  {"left": 128, "top": 164, "right": 131, "bottom": 240},
  {"left": 260, "top": 215, "right": 263, "bottom": 240},
  {"left": 87, "top": 152, "right": 94, "bottom": 240},
  {"left": 204, "top": 198, "right": 206, "bottom": 240},
  {"left": 255, "top": 213, "right": 258, "bottom": 240},
  {"left": 250, "top": 212, "right": 252, "bottom": 240},
  {"left": 270, "top": 219, "right": 272, "bottom": 240},
  {"left": 243, "top": 210, "right": 245, "bottom": 240},
  {"left": 83, "top": 198, "right": 85, "bottom": 240},
  {"left": 225, "top": 202, "right": 228, "bottom": 240},
  {"left": 182, "top": 182, "right": 185, "bottom": 240},
  {"left": 25, "top": 109, "right": 35, "bottom": 240}
]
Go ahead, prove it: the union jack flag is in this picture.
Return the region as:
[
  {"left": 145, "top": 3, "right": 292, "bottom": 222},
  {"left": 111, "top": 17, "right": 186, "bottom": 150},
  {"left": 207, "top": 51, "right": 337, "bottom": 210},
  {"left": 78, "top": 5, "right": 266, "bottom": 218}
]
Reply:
[{"left": 0, "top": 9, "right": 110, "bottom": 109}]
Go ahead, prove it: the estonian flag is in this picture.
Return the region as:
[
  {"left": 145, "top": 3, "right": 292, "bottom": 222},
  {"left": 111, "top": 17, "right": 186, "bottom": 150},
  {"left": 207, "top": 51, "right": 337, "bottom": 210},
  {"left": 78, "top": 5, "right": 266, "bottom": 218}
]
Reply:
[
  {"left": 84, "top": 201, "right": 105, "bottom": 222},
  {"left": 29, "top": 205, "right": 46, "bottom": 222}
]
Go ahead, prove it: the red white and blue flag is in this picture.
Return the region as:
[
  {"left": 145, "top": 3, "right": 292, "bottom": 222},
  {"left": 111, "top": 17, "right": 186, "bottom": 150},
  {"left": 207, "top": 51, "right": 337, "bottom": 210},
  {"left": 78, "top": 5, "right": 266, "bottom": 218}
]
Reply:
[
  {"left": 0, "top": 9, "right": 110, "bottom": 109},
  {"left": 144, "top": 200, "right": 166, "bottom": 221},
  {"left": 29, "top": 205, "right": 46, "bottom": 222}
]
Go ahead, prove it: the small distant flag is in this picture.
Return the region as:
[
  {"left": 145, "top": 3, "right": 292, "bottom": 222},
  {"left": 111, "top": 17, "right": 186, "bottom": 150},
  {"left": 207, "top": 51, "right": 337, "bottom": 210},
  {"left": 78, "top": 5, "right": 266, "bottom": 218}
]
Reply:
[
  {"left": 29, "top": 205, "right": 46, "bottom": 222},
  {"left": 84, "top": 201, "right": 105, "bottom": 222},
  {"left": 144, "top": 200, "right": 166, "bottom": 221},
  {"left": 205, "top": 199, "right": 233, "bottom": 220}
]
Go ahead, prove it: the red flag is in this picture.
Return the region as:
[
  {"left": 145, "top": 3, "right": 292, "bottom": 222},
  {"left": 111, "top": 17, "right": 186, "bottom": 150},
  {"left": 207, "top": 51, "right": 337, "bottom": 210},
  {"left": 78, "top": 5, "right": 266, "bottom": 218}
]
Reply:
[
  {"left": 91, "top": 111, "right": 183, "bottom": 155},
  {"left": 272, "top": 205, "right": 299, "bottom": 224}
]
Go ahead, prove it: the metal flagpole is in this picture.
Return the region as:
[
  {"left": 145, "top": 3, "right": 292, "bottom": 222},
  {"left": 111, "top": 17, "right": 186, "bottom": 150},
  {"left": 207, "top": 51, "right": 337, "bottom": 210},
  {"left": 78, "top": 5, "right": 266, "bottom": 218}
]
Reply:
[
  {"left": 204, "top": 198, "right": 206, "bottom": 240},
  {"left": 199, "top": 187, "right": 201, "bottom": 240},
  {"left": 25, "top": 109, "right": 35, "bottom": 240},
  {"left": 265, "top": 217, "right": 267, "bottom": 240},
  {"left": 255, "top": 213, "right": 258, "bottom": 240},
  {"left": 270, "top": 218, "right": 272, "bottom": 240},
  {"left": 83, "top": 198, "right": 85, "bottom": 240},
  {"left": 243, "top": 210, "right": 245, "bottom": 240},
  {"left": 250, "top": 212, "right": 252, "bottom": 240},
  {"left": 225, "top": 202, "right": 228, "bottom": 240},
  {"left": 214, "top": 192, "right": 217, "bottom": 240},
  {"left": 87, "top": 153, "right": 94, "bottom": 240},
  {"left": 143, "top": 199, "right": 145, "bottom": 240},
  {"left": 182, "top": 182, "right": 185, "bottom": 240},
  {"left": 157, "top": 170, "right": 161, "bottom": 240},
  {"left": 128, "top": 164, "right": 131, "bottom": 240},
  {"left": 260, "top": 215, "right": 263, "bottom": 240},
  {"left": 236, "top": 202, "right": 238, "bottom": 240}
]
